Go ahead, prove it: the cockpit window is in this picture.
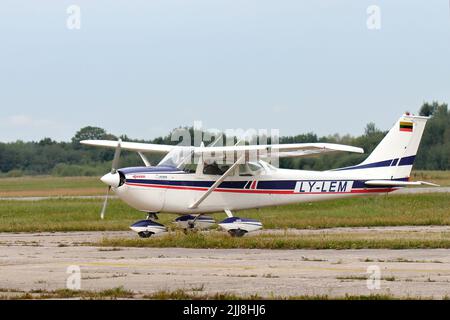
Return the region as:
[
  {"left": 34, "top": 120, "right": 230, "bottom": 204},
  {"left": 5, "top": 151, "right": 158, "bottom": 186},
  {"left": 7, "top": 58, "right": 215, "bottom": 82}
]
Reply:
[
  {"left": 158, "top": 149, "right": 271, "bottom": 176},
  {"left": 238, "top": 162, "right": 263, "bottom": 176},
  {"left": 158, "top": 147, "right": 194, "bottom": 169},
  {"left": 203, "top": 161, "right": 231, "bottom": 175}
]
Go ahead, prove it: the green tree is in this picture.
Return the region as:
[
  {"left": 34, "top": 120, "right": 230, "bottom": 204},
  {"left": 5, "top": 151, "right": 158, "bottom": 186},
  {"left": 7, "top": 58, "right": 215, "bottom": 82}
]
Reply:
[
  {"left": 71, "top": 126, "right": 109, "bottom": 146},
  {"left": 419, "top": 102, "right": 438, "bottom": 117}
]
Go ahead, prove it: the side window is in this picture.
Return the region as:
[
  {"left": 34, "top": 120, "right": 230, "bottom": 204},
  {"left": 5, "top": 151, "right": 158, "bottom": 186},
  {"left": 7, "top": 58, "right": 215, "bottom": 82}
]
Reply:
[
  {"left": 183, "top": 163, "right": 197, "bottom": 174},
  {"left": 238, "top": 162, "right": 263, "bottom": 176},
  {"left": 203, "top": 162, "right": 231, "bottom": 175}
]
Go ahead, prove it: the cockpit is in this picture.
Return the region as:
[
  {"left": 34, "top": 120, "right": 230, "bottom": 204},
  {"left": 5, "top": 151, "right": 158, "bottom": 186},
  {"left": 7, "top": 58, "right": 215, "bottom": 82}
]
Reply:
[{"left": 156, "top": 148, "right": 275, "bottom": 176}]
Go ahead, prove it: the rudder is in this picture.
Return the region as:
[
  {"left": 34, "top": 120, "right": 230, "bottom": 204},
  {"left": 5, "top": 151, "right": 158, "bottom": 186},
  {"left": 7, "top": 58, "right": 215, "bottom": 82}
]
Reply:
[{"left": 336, "top": 114, "right": 429, "bottom": 180}]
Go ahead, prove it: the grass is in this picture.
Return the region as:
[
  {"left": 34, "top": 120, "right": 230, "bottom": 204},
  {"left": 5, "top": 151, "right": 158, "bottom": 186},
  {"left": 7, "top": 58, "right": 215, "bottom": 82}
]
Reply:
[
  {"left": 0, "top": 287, "right": 416, "bottom": 300},
  {"left": 0, "top": 286, "right": 134, "bottom": 300},
  {"left": 337, "top": 275, "right": 396, "bottom": 281},
  {"left": 96, "top": 229, "right": 450, "bottom": 249},
  {"left": 0, "top": 170, "right": 447, "bottom": 198},
  {"left": 411, "top": 170, "right": 450, "bottom": 187},
  {"left": 242, "top": 193, "right": 450, "bottom": 229},
  {"left": 361, "top": 257, "right": 444, "bottom": 263},
  {"left": 0, "top": 176, "right": 105, "bottom": 197},
  {"left": 0, "top": 193, "right": 449, "bottom": 233}
]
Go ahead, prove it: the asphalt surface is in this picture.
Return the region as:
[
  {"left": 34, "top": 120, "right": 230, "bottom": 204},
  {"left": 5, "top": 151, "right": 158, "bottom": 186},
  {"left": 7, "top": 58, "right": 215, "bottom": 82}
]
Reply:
[{"left": 1, "top": 230, "right": 450, "bottom": 298}]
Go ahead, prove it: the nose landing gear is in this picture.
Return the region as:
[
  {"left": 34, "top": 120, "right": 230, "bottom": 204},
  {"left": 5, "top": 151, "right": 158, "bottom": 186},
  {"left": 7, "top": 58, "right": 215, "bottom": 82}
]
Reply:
[{"left": 130, "top": 212, "right": 167, "bottom": 238}]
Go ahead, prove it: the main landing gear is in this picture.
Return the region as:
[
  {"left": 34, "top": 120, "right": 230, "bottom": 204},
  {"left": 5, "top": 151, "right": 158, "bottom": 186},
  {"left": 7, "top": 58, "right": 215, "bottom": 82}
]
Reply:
[
  {"left": 129, "top": 211, "right": 263, "bottom": 238},
  {"left": 218, "top": 217, "right": 263, "bottom": 237}
]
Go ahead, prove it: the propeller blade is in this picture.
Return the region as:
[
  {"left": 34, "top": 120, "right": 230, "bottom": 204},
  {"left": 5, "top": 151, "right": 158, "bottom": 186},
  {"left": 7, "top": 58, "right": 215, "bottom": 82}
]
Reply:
[
  {"left": 111, "top": 139, "right": 122, "bottom": 173},
  {"left": 100, "top": 186, "right": 111, "bottom": 220}
]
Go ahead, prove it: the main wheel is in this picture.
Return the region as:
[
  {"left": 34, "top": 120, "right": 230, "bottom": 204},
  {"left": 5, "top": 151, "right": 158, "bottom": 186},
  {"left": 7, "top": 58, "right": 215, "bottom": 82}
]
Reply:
[
  {"left": 228, "top": 229, "right": 247, "bottom": 237},
  {"left": 138, "top": 231, "right": 154, "bottom": 238}
]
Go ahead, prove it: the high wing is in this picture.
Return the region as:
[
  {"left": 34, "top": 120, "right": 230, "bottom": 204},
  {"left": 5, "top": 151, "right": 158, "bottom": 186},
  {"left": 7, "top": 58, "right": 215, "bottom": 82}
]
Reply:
[
  {"left": 194, "top": 143, "right": 363, "bottom": 155},
  {"left": 80, "top": 140, "right": 364, "bottom": 159},
  {"left": 81, "top": 140, "right": 175, "bottom": 154}
]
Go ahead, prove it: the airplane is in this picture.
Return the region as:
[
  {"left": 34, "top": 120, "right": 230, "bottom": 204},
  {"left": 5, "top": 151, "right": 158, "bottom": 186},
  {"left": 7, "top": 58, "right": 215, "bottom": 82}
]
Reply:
[{"left": 81, "top": 113, "right": 438, "bottom": 238}]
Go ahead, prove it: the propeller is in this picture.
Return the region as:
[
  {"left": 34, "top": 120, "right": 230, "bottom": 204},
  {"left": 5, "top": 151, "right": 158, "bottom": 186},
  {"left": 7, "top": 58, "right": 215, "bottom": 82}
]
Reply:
[
  {"left": 100, "top": 139, "right": 122, "bottom": 220},
  {"left": 100, "top": 186, "right": 110, "bottom": 220}
]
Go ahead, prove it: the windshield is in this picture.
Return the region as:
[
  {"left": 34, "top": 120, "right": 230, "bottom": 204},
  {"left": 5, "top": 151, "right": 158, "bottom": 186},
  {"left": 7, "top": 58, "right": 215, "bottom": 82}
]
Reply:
[{"left": 158, "top": 147, "right": 195, "bottom": 169}]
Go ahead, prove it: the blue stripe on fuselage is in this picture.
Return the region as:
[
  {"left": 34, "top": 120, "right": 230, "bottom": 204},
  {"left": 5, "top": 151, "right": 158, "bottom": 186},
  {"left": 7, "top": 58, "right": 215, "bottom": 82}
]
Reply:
[
  {"left": 398, "top": 155, "right": 415, "bottom": 166},
  {"left": 119, "top": 166, "right": 184, "bottom": 174},
  {"left": 334, "top": 155, "right": 416, "bottom": 171},
  {"left": 125, "top": 178, "right": 408, "bottom": 190}
]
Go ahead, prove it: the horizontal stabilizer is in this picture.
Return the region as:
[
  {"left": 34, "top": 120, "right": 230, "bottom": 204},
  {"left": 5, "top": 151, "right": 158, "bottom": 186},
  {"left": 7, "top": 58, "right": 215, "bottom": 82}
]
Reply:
[{"left": 365, "top": 180, "right": 440, "bottom": 187}]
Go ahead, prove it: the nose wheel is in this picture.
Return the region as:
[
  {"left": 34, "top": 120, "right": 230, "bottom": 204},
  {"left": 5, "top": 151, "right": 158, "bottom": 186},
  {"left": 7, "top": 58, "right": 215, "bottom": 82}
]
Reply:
[
  {"left": 228, "top": 229, "right": 248, "bottom": 238},
  {"left": 130, "top": 212, "right": 166, "bottom": 238},
  {"left": 138, "top": 231, "right": 154, "bottom": 238}
]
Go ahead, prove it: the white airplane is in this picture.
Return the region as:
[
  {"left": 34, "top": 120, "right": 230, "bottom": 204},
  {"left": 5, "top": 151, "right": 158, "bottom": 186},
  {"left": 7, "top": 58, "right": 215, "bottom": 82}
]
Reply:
[{"left": 82, "top": 114, "right": 438, "bottom": 238}]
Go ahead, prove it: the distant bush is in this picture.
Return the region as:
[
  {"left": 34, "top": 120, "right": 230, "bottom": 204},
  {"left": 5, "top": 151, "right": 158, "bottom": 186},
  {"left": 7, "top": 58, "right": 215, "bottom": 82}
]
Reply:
[
  {"left": 6, "top": 169, "right": 24, "bottom": 177},
  {"left": 0, "top": 101, "right": 448, "bottom": 175}
]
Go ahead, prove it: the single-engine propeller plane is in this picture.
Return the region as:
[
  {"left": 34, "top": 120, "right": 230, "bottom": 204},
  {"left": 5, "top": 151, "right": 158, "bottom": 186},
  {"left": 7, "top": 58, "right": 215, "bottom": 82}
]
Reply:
[{"left": 82, "top": 114, "right": 438, "bottom": 238}]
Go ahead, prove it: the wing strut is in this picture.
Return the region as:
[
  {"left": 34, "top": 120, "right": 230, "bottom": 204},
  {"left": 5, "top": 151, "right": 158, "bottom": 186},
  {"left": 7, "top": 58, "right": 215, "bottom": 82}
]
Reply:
[
  {"left": 189, "top": 155, "right": 244, "bottom": 209},
  {"left": 138, "top": 152, "right": 152, "bottom": 167}
]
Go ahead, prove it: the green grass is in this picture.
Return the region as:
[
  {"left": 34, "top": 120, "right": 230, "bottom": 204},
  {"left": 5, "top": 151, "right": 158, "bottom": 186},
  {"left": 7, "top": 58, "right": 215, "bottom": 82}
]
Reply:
[
  {"left": 0, "top": 287, "right": 415, "bottom": 300},
  {"left": 96, "top": 229, "right": 450, "bottom": 249},
  {"left": 0, "top": 198, "right": 133, "bottom": 232},
  {"left": 0, "top": 193, "right": 449, "bottom": 233},
  {"left": 0, "top": 286, "right": 134, "bottom": 300},
  {"left": 0, "top": 176, "right": 104, "bottom": 197},
  {"left": 412, "top": 170, "right": 450, "bottom": 187},
  {"left": 239, "top": 193, "right": 450, "bottom": 229},
  {"left": 0, "top": 170, "right": 448, "bottom": 197}
]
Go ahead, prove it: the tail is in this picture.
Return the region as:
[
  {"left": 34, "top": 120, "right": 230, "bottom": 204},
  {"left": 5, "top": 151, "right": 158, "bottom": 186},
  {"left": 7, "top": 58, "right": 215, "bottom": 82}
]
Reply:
[{"left": 336, "top": 114, "right": 429, "bottom": 180}]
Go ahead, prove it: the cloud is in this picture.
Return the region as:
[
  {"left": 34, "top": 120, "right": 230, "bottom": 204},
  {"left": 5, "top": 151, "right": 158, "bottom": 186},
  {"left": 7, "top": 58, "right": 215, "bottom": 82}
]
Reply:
[
  {"left": 6, "top": 114, "right": 54, "bottom": 127},
  {"left": 0, "top": 114, "right": 71, "bottom": 142}
]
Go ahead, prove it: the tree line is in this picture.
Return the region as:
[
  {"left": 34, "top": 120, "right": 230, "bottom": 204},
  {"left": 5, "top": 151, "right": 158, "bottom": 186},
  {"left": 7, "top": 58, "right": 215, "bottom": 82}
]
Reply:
[{"left": 0, "top": 102, "right": 448, "bottom": 177}]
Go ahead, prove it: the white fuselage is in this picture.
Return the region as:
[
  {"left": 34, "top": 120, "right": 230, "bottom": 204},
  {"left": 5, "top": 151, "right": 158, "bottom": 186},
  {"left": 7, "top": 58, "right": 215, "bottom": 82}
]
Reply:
[{"left": 113, "top": 164, "right": 400, "bottom": 214}]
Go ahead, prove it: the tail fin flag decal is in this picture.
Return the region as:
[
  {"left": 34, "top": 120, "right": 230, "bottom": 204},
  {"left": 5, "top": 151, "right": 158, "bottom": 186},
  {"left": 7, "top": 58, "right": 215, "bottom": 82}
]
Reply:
[{"left": 399, "top": 121, "right": 413, "bottom": 132}]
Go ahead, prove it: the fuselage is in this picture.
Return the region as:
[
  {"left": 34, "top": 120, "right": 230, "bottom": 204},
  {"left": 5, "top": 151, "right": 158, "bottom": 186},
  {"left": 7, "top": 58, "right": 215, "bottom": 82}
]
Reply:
[{"left": 113, "top": 163, "right": 402, "bottom": 214}]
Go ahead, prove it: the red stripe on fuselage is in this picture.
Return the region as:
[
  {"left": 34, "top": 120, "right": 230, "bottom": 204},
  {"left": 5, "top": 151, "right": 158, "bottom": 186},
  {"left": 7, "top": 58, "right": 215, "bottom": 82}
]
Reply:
[{"left": 125, "top": 182, "right": 395, "bottom": 194}]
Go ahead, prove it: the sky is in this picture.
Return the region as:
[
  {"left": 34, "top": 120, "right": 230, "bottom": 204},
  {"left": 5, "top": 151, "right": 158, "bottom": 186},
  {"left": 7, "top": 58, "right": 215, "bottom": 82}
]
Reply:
[{"left": 0, "top": 0, "right": 449, "bottom": 142}]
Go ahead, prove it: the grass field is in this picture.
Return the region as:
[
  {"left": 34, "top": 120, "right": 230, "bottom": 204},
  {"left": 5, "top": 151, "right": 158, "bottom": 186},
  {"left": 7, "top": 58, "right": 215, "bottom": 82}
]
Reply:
[
  {"left": 0, "top": 193, "right": 448, "bottom": 233},
  {"left": 0, "top": 170, "right": 448, "bottom": 197},
  {"left": 411, "top": 170, "right": 450, "bottom": 187},
  {"left": 0, "top": 176, "right": 105, "bottom": 197},
  {"left": 0, "top": 173, "right": 448, "bottom": 249},
  {"left": 97, "top": 229, "right": 450, "bottom": 249},
  {"left": 0, "top": 286, "right": 405, "bottom": 300}
]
